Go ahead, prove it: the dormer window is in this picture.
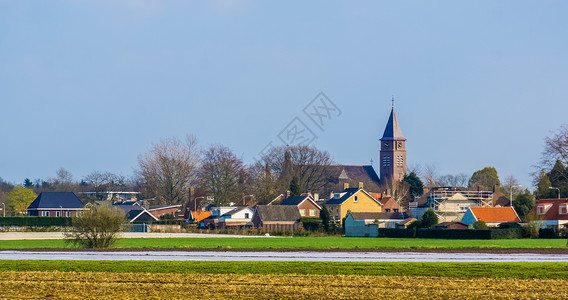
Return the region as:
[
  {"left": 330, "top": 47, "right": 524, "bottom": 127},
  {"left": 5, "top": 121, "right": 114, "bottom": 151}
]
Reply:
[
  {"left": 537, "top": 204, "right": 552, "bottom": 215},
  {"left": 560, "top": 204, "right": 568, "bottom": 215}
]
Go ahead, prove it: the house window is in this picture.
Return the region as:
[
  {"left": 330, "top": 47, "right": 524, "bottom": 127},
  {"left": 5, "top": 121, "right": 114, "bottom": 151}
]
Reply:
[
  {"left": 394, "top": 209, "right": 399, "bottom": 213},
  {"left": 537, "top": 205, "right": 545, "bottom": 215},
  {"left": 299, "top": 209, "right": 306, "bottom": 216},
  {"left": 56, "top": 211, "right": 61, "bottom": 217},
  {"left": 245, "top": 213, "right": 250, "bottom": 218},
  {"left": 42, "top": 211, "right": 49, "bottom": 217},
  {"left": 385, "top": 209, "right": 391, "bottom": 212},
  {"left": 66, "top": 211, "right": 70, "bottom": 217},
  {"left": 560, "top": 206, "right": 568, "bottom": 215},
  {"left": 309, "top": 209, "right": 316, "bottom": 217},
  {"left": 354, "top": 196, "right": 358, "bottom": 203}
]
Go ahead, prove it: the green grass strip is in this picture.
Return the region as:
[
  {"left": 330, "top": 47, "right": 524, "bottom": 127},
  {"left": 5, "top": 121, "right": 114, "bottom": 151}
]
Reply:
[
  {"left": 0, "top": 260, "right": 567, "bottom": 279},
  {"left": 0, "top": 237, "right": 566, "bottom": 249}
]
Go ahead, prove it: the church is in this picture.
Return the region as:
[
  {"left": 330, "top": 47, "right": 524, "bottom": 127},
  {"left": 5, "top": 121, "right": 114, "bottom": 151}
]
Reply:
[{"left": 318, "top": 105, "right": 407, "bottom": 197}]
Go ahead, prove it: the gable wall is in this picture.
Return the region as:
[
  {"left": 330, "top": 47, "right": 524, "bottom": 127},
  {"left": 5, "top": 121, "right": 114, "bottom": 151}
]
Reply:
[
  {"left": 339, "top": 191, "right": 382, "bottom": 223},
  {"left": 297, "top": 201, "right": 320, "bottom": 218}
]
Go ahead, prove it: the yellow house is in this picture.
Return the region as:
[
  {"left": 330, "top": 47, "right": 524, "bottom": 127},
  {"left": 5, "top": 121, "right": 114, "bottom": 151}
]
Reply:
[{"left": 324, "top": 184, "right": 383, "bottom": 224}]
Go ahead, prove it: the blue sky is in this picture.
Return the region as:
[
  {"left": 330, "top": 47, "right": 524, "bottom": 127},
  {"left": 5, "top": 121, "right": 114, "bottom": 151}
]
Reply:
[{"left": 1, "top": 1, "right": 567, "bottom": 189}]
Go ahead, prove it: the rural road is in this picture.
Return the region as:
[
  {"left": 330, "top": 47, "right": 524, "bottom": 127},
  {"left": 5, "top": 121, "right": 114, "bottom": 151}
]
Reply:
[{"left": 1, "top": 250, "right": 568, "bottom": 262}]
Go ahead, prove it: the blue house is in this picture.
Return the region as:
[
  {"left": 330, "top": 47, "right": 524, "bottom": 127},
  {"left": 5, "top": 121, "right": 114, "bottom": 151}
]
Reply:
[{"left": 27, "top": 192, "right": 85, "bottom": 217}]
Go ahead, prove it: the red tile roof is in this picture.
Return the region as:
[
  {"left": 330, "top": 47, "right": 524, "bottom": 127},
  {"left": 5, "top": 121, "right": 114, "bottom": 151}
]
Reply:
[
  {"left": 531, "top": 198, "right": 568, "bottom": 221},
  {"left": 192, "top": 211, "right": 212, "bottom": 222},
  {"left": 469, "top": 207, "right": 520, "bottom": 223}
]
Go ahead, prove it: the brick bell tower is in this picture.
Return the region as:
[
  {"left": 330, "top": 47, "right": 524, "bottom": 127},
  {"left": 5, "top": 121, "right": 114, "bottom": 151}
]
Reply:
[{"left": 379, "top": 102, "right": 406, "bottom": 182}]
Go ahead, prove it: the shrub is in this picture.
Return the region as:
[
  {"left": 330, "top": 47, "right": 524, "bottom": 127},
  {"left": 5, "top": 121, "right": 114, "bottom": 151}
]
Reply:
[
  {"left": 473, "top": 220, "right": 489, "bottom": 230},
  {"left": 301, "top": 218, "right": 321, "bottom": 231},
  {"left": 159, "top": 213, "right": 175, "bottom": 220},
  {"left": 64, "top": 205, "right": 126, "bottom": 248},
  {"left": 421, "top": 209, "right": 438, "bottom": 228}
]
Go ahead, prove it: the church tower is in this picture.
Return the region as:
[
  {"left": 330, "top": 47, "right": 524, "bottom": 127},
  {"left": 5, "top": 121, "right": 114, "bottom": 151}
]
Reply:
[{"left": 379, "top": 105, "right": 406, "bottom": 182}]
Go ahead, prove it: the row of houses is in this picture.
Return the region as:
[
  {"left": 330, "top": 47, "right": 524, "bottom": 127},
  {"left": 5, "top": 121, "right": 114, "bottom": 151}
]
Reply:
[
  {"left": 21, "top": 189, "right": 568, "bottom": 236},
  {"left": 26, "top": 192, "right": 179, "bottom": 222}
]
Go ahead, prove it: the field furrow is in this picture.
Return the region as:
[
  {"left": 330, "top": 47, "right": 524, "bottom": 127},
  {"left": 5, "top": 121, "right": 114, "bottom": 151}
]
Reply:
[{"left": 1, "top": 271, "right": 567, "bottom": 299}]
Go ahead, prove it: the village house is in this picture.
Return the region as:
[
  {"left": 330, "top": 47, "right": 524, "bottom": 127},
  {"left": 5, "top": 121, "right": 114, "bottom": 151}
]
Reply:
[
  {"left": 461, "top": 206, "right": 520, "bottom": 227},
  {"left": 530, "top": 198, "right": 568, "bottom": 233},
  {"left": 252, "top": 205, "right": 301, "bottom": 231},
  {"left": 324, "top": 184, "right": 383, "bottom": 224},
  {"left": 27, "top": 192, "right": 85, "bottom": 217},
  {"left": 278, "top": 193, "right": 321, "bottom": 218}
]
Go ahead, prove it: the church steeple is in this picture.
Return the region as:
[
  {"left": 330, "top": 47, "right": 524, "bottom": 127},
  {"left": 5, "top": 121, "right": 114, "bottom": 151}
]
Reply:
[
  {"left": 380, "top": 107, "right": 405, "bottom": 141},
  {"left": 379, "top": 105, "right": 406, "bottom": 182}
]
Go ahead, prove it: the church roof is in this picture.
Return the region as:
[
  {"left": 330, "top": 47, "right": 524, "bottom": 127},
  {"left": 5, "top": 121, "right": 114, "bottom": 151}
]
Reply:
[
  {"left": 321, "top": 165, "right": 382, "bottom": 195},
  {"left": 381, "top": 107, "right": 405, "bottom": 141}
]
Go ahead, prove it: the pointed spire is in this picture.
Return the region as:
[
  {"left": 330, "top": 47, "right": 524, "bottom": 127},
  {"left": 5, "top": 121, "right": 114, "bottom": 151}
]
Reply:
[{"left": 380, "top": 105, "right": 405, "bottom": 141}]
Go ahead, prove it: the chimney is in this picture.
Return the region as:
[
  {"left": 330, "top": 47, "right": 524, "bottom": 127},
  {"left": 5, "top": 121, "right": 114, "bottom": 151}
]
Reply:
[
  {"left": 314, "top": 193, "right": 319, "bottom": 202},
  {"left": 286, "top": 190, "right": 291, "bottom": 197},
  {"left": 344, "top": 183, "right": 349, "bottom": 189},
  {"left": 358, "top": 182, "right": 364, "bottom": 189}
]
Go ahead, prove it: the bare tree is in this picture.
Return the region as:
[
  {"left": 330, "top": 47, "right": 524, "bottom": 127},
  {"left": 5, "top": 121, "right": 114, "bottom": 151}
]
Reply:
[
  {"left": 541, "top": 124, "right": 568, "bottom": 178},
  {"left": 422, "top": 164, "right": 441, "bottom": 188},
  {"left": 197, "top": 145, "right": 250, "bottom": 206},
  {"left": 137, "top": 135, "right": 200, "bottom": 205},
  {"left": 64, "top": 204, "right": 126, "bottom": 248},
  {"left": 261, "top": 145, "right": 333, "bottom": 194},
  {"left": 438, "top": 173, "right": 469, "bottom": 187},
  {"left": 83, "top": 171, "right": 126, "bottom": 201},
  {"left": 249, "top": 162, "right": 278, "bottom": 204},
  {"left": 501, "top": 175, "right": 522, "bottom": 199},
  {"left": 45, "top": 168, "right": 77, "bottom": 192},
  {"left": 382, "top": 176, "right": 410, "bottom": 211}
]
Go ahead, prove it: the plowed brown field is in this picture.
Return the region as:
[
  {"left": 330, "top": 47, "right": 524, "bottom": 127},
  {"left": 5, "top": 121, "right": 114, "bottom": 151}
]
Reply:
[{"left": 1, "top": 271, "right": 566, "bottom": 299}]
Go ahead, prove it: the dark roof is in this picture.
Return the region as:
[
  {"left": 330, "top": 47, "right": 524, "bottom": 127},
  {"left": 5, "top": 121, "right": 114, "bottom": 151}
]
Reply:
[
  {"left": 435, "top": 221, "right": 469, "bottom": 228},
  {"left": 255, "top": 205, "right": 300, "bottom": 222},
  {"left": 27, "top": 192, "right": 84, "bottom": 210},
  {"left": 380, "top": 107, "right": 405, "bottom": 141},
  {"left": 127, "top": 209, "right": 157, "bottom": 222},
  {"left": 279, "top": 196, "right": 309, "bottom": 206},
  {"left": 349, "top": 211, "right": 407, "bottom": 220},
  {"left": 494, "top": 196, "right": 511, "bottom": 207},
  {"left": 113, "top": 201, "right": 144, "bottom": 214},
  {"left": 325, "top": 188, "right": 360, "bottom": 205},
  {"left": 322, "top": 165, "right": 382, "bottom": 195}
]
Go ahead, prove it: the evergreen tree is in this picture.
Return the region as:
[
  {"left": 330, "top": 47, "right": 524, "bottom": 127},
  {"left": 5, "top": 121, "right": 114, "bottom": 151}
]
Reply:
[
  {"left": 514, "top": 189, "right": 536, "bottom": 218},
  {"left": 403, "top": 172, "right": 424, "bottom": 199},
  {"left": 23, "top": 178, "right": 33, "bottom": 188},
  {"left": 535, "top": 170, "right": 555, "bottom": 199},
  {"left": 289, "top": 176, "right": 302, "bottom": 196},
  {"left": 468, "top": 166, "right": 500, "bottom": 190},
  {"left": 320, "top": 205, "right": 331, "bottom": 232},
  {"left": 421, "top": 208, "right": 438, "bottom": 228},
  {"left": 548, "top": 160, "right": 568, "bottom": 198}
]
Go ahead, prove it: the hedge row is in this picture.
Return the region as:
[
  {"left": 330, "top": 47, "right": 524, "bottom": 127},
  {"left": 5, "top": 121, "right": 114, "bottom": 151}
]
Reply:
[
  {"left": 379, "top": 228, "right": 523, "bottom": 239},
  {"left": 0, "top": 217, "right": 72, "bottom": 227}
]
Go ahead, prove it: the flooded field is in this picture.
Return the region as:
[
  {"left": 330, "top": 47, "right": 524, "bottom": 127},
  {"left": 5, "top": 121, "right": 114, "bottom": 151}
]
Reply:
[{"left": 2, "top": 250, "right": 568, "bottom": 262}]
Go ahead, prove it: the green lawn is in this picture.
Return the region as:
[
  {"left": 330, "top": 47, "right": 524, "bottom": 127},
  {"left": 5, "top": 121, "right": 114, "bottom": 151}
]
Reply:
[
  {"left": 0, "top": 236, "right": 566, "bottom": 249},
  {"left": 1, "top": 260, "right": 567, "bottom": 279}
]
